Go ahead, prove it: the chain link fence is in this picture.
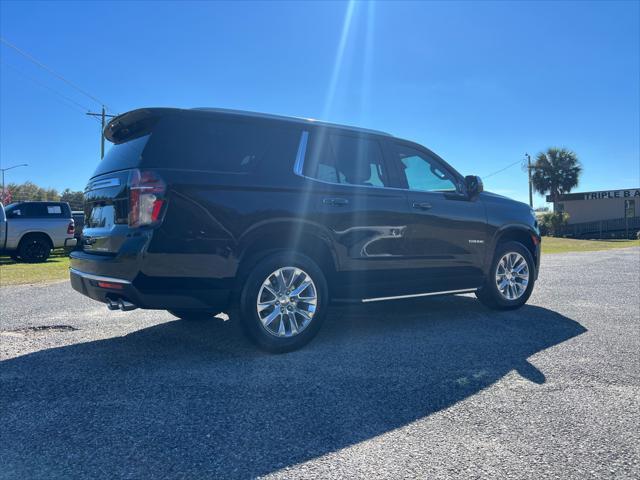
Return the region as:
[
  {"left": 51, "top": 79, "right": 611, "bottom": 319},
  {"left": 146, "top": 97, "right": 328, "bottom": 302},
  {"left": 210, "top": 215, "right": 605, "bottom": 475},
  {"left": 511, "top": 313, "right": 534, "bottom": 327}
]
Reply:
[{"left": 555, "top": 216, "right": 640, "bottom": 239}]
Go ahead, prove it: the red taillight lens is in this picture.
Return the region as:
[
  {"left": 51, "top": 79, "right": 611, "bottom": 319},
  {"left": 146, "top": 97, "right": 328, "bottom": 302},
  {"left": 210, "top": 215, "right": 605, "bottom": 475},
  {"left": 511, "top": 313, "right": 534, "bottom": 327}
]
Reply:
[
  {"left": 129, "top": 169, "right": 166, "bottom": 228},
  {"left": 97, "top": 281, "right": 124, "bottom": 290},
  {"left": 67, "top": 220, "right": 75, "bottom": 235}
]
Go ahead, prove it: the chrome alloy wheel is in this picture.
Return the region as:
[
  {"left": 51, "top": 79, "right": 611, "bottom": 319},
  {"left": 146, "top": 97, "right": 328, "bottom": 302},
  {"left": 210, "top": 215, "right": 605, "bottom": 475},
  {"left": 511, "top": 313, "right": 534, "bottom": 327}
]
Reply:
[
  {"left": 256, "top": 267, "right": 318, "bottom": 338},
  {"left": 495, "top": 252, "right": 529, "bottom": 301}
]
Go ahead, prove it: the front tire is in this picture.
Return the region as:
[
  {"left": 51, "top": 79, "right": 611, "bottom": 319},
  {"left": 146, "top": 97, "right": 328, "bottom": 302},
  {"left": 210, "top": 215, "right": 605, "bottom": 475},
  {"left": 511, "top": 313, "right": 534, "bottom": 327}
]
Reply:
[
  {"left": 476, "top": 241, "right": 535, "bottom": 310},
  {"left": 239, "top": 252, "right": 328, "bottom": 353}
]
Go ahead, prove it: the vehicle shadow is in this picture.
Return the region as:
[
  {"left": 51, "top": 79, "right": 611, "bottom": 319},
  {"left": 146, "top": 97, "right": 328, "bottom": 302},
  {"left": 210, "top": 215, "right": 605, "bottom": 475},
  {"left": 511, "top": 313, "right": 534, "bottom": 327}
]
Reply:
[{"left": 0, "top": 296, "right": 586, "bottom": 478}]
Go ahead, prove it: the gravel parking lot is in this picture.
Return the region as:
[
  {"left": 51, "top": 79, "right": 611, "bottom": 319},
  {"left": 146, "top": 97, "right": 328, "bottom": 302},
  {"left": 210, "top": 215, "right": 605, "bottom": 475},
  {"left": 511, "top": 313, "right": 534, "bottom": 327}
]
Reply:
[{"left": 1, "top": 248, "right": 639, "bottom": 479}]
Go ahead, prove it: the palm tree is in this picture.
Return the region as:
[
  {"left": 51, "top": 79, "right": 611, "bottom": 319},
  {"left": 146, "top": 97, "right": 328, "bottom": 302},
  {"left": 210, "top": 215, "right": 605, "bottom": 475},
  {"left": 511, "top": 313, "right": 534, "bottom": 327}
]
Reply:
[{"left": 531, "top": 148, "right": 582, "bottom": 212}]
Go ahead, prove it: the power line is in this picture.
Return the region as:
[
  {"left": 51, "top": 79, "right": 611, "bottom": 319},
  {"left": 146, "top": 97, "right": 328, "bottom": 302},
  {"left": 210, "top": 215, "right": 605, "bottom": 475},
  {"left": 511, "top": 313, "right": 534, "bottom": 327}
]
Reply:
[
  {"left": 483, "top": 159, "right": 523, "bottom": 179},
  {"left": 0, "top": 36, "right": 115, "bottom": 113},
  {"left": 1, "top": 60, "right": 101, "bottom": 122}
]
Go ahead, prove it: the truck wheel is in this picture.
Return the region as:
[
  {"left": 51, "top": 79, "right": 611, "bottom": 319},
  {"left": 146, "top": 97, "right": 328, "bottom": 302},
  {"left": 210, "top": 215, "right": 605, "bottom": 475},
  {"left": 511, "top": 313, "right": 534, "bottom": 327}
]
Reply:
[
  {"left": 239, "top": 252, "right": 328, "bottom": 353},
  {"left": 476, "top": 241, "right": 535, "bottom": 310},
  {"left": 18, "top": 235, "right": 51, "bottom": 263}
]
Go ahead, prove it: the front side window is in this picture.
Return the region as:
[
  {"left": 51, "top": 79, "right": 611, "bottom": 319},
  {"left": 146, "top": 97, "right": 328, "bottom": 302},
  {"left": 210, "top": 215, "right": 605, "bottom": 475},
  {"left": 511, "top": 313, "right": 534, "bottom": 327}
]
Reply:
[
  {"left": 304, "top": 132, "right": 389, "bottom": 187},
  {"left": 393, "top": 144, "right": 457, "bottom": 192}
]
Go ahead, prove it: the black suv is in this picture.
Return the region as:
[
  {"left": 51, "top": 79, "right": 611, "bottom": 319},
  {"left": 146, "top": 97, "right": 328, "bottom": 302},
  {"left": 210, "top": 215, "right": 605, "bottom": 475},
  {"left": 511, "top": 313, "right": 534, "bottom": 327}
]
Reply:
[{"left": 70, "top": 108, "right": 540, "bottom": 352}]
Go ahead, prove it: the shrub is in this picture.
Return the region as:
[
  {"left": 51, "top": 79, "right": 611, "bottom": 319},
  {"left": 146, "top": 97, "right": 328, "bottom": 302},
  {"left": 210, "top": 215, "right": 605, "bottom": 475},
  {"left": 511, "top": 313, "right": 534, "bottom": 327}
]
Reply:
[{"left": 539, "top": 212, "right": 570, "bottom": 237}]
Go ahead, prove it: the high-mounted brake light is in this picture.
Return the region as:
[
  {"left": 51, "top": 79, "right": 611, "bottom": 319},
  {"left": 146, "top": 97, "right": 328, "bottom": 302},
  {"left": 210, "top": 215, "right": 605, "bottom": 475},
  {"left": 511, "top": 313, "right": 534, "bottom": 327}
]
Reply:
[{"left": 129, "top": 169, "right": 166, "bottom": 227}]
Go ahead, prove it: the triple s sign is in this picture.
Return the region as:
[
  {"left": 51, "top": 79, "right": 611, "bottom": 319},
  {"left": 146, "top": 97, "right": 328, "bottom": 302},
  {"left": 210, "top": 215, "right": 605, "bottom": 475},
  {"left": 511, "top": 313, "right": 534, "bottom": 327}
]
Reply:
[{"left": 550, "top": 188, "right": 640, "bottom": 202}]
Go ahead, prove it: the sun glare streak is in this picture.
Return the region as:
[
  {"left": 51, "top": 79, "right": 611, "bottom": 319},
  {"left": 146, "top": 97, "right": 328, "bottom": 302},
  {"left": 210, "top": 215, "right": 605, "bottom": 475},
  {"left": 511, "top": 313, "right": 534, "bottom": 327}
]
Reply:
[
  {"left": 359, "top": 1, "right": 376, "bottom": 124},
  {"left": 288, "top": 0, "right": 360, "bottom": 265},
  {"left": 322, "top": 0, "right": 357, "bottom": 121}
]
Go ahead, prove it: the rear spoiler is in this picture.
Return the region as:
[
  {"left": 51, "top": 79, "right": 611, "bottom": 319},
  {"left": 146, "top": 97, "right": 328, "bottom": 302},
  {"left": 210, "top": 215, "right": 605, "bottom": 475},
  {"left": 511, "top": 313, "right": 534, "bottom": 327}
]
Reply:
[{"left": 104, "top": 108, "right": 179, "bottom": 144}]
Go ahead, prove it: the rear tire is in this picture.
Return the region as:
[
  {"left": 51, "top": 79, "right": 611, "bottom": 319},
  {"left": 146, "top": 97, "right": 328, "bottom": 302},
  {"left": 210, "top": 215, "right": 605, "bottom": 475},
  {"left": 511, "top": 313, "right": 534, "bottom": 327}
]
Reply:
[
  {"left": 239, "top": 252, "right": 328, "bottom": 353},
  {"left": 18, "top": 235, "right": 51, "bottom": 263},
  {"left": 476, "top": 241, "right": 535, "bottom": 310}
]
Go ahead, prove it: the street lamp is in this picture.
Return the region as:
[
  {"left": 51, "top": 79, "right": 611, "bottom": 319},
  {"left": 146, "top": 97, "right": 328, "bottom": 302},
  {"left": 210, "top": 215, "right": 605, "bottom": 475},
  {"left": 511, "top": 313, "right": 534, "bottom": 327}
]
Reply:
[{"left": 1, "top": 163, "right": 28, "bottom": 199}]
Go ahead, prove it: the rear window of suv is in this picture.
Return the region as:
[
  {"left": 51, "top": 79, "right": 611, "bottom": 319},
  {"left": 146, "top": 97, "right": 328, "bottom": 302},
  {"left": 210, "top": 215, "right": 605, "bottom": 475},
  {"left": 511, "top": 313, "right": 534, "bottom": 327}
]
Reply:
[{"left": 94, "top": 134, "right": 150, "bottom": 177}]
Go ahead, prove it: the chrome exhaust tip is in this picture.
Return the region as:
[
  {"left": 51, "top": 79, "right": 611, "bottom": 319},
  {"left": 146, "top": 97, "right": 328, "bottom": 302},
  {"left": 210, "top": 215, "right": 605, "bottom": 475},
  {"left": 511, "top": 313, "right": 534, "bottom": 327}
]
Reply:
[
  {"left": 118, "top": 299, "right": 137, "bottom": 311},
  {"left": 106, "top": 298, "right": 138, "bottom": 311}
]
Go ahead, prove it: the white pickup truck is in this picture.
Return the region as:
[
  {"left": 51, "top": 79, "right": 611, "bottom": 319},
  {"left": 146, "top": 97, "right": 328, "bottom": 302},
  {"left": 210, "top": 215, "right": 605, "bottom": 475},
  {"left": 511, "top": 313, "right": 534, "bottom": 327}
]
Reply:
[{"left": 0, "top": 201, "right": 77, "bottom": 262}]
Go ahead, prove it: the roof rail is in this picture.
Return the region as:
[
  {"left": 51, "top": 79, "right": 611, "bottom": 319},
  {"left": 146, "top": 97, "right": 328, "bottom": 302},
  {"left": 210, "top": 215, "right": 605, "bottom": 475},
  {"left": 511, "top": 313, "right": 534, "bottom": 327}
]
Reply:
[{"left": 191, "top": 107, "right": 393, "bottom": 137}]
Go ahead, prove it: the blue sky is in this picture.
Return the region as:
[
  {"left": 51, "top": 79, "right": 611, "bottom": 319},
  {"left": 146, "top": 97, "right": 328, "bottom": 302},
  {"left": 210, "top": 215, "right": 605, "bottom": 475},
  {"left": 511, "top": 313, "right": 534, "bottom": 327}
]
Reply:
[{"left": 1, "top": 0, "right": 638, "bottom": 206}]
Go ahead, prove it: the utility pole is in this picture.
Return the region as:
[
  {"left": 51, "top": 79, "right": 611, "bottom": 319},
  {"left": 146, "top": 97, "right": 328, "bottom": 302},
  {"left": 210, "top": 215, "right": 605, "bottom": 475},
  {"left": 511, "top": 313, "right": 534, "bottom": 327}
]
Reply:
[
  {"left": 525, "top": 153, "right": 533, "bottom": 208},
  {"left": 1, "top": 163, "right": 28, "bottom": 200},
  {"left": 86, "top": 106, "right": 116, "bottom": 159}
]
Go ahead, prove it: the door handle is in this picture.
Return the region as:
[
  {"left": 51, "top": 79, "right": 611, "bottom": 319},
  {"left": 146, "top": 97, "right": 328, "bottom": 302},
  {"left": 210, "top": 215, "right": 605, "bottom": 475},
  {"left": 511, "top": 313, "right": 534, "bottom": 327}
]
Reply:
[
  {"left": 323, "top": 198, "right": 349, "bottom": 206},
  {"left": 412, "top": 202, "right": 433, "bottom": 210}
]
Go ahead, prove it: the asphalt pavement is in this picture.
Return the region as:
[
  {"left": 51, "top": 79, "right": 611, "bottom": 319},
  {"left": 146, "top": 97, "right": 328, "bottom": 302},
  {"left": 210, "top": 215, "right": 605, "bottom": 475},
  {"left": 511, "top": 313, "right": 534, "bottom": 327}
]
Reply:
[{"left": 1, "top": 248, "right": 639, "bottom": 479}]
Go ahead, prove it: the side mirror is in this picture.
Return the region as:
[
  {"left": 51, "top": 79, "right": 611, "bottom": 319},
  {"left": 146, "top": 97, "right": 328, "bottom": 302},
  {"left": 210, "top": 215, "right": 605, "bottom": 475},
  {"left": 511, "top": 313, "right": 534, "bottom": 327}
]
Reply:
[{"left": 465, "top": 175, "right": 484, "bottom": 198}]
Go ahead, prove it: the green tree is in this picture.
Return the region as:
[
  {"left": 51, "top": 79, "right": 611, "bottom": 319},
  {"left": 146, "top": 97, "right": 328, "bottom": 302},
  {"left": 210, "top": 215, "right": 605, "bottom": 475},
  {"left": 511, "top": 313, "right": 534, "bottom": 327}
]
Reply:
[
  {"left": 538, "top": 211, "right": 570, "bottom": 237},
  {"left": 531, "top": 148, "right": 582, "bottom": 212},
  {"left": 5, "top": 182, "right": 59, "bottom": 202},
  {"left": 60, "top": 189, "right": 84, "bottom": 210}
]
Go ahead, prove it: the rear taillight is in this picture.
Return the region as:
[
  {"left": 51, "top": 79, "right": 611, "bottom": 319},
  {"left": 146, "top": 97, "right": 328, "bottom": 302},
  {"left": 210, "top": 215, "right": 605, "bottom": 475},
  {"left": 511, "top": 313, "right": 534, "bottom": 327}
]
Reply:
[
  {"left": 128, "top": 169, "right": 166, "bottom": 228},
  {"left": 97, "top": 281, "right": 124, "bottom": 290},
  {"left": 67, "top": 220, "right": 75, "bottom": 235}
]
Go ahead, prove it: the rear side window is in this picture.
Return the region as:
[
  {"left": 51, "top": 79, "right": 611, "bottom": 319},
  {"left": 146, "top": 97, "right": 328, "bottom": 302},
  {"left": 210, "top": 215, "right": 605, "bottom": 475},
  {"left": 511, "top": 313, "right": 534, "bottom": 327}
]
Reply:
[
  {"left": 143, "top": 116, "right": 280, "bottom": 173},
  {"left": 304, "top": 132, "right": 389, "bottom": 187}
]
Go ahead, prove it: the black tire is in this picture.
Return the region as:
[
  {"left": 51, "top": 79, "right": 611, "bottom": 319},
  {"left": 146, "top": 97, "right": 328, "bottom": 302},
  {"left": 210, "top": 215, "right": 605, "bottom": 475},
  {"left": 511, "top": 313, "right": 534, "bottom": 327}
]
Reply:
[
  {"left": 239, "top": 251, "right": 328, "bottom": 353},
  {"left": 18, "top": 235, "right": 51, "bottom": 263},
  {"left": 476, "top": 241, "right": 535, "bottom": 310},
  {"left": 168, "top": 310, "right": 215, "bottom": 320}
]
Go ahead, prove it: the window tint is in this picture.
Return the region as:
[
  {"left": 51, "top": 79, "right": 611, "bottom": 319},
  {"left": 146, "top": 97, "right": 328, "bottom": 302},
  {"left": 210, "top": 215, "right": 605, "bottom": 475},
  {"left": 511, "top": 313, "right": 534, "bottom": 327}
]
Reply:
[
  {"left": 143, "top": 117, "right": 284, "bottom": 173},
  {"left": 305, "top": 133, "right": 389, "bottom": 187},
  {"left": 5, "top": 204, "right": 23, "bottom": 218},
  {"left": 5, "top": 203, "right": 68, "bottom": 218},
  {"left": 93, "top": 134, "right": 150, "bottom": 177},
  {"left": 394, "top": 145, "right": 457, "bottom": 192}
]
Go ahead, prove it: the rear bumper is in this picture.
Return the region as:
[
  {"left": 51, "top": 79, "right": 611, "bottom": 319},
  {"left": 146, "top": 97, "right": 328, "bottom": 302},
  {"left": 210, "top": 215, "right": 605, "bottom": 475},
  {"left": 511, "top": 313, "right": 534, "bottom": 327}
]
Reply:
[
  {"left": 64, "top": 237, "right": 78, "bottom": 251},
  {"left": 69, "top": 265, "right": 231, "bottom": 312}
]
